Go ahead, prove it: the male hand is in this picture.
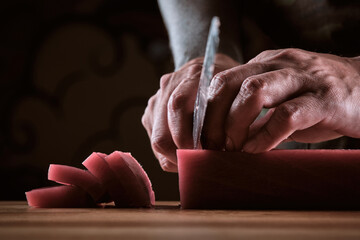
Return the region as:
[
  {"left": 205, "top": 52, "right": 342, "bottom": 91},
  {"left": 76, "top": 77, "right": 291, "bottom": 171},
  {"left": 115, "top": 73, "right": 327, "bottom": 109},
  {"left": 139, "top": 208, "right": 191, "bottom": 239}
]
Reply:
[
  {"left": 142, "top": 54, "right": 239, "bottom": 172},
  {"left": 204, "top": 48, "right": 360, "bottom": 153}
]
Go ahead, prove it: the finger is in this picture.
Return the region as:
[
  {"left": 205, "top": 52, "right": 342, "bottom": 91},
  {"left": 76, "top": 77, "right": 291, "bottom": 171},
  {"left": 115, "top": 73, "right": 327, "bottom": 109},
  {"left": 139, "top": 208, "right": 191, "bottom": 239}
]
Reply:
[
  {"left": 288, "top": 126, "right": 341, "bottom": 143},
  {"left": 151, "top": 64, "right": 202, "bottom": 171},
  {"left": 248, "top": 108, "right": 275, "bottom": 138},
  {"left": 168, "top": 75, "right": 199, "bottom": 149},
  {"left": 151, "top": 91, "right": 178, "bottom": 170},
  {"left": 151, "top": 114, "right": 178, "bottom": 170},
  {"left": 154, "top": 152, "right": 178, "bottom": 173},
  {"left": 202, "top": 62, "right": 275, "bottom": 149},
  {"left": 225, "top": 68, "right": 310, "bottom": 150},
  {"left": 142, "top": 92, "right": 159, "bottom": 138},
  {"left": 243, "top": 94, "right": 325, "bottom": 153}
]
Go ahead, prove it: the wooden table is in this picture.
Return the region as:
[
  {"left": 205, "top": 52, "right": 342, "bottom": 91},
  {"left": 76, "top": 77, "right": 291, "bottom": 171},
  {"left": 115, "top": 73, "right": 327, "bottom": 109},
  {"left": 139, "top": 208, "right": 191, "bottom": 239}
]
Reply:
[{"left": 1, "top": 201, "right": 360, "bottom": 240}]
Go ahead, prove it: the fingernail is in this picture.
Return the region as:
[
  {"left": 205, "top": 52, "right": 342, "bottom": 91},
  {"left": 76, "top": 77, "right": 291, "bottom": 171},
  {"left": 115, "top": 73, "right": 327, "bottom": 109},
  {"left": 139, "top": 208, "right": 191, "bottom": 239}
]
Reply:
[
  {"left": 243, "top": 139, "right": 257, "bottom": 153},
  {"left": 225, "top": 137, "right": 234, "bottom": 151}
]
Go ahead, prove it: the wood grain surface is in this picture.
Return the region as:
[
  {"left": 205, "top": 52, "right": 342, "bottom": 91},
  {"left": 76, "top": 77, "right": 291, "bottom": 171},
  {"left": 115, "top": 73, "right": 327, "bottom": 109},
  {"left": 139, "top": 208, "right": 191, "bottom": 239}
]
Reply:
[{"left": 1, "top": 201, "right": 360, "bottom": 240}]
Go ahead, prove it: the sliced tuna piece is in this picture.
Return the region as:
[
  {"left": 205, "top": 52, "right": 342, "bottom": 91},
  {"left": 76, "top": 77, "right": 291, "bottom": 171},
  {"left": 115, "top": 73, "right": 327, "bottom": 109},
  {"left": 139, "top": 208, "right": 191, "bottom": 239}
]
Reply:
[
  {"left": 121, "top": 152, "right": 155, "bottom": 206},
  {"left": 82, "top": 152, "right": 128, "bottom": 206},
  {"left": 48, "top": 164, "right": 107, "bottom": 202},
  {"left": 105, "top": 151, "right": 153, "bottom": 207},
  {"left": 26, "top": 185, "right": 96, "bottom": 208},
  {"left": 26, "top": 151, "right": 155, "bottom": 208}
]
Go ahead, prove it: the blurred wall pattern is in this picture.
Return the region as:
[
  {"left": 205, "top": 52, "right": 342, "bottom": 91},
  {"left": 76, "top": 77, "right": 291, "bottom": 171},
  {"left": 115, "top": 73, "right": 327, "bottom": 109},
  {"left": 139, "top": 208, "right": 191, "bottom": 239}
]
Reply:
[{"left": 0, "top": 0, "right": 178, "bottom": 200}]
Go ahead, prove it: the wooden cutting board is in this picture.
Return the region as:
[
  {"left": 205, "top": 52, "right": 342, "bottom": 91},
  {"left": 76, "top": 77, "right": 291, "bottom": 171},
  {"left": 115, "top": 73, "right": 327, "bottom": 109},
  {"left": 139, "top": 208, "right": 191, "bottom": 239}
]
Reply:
[{"left": 1, "top": 201, "right": 360, "bottom": 240}]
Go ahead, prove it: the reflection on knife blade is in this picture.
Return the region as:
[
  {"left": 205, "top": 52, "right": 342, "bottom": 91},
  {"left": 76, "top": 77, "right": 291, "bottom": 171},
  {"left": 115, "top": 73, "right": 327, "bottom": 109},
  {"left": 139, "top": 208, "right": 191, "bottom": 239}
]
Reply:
[{"left": 193, "top": 16, "right": 220, "bottom": 149}]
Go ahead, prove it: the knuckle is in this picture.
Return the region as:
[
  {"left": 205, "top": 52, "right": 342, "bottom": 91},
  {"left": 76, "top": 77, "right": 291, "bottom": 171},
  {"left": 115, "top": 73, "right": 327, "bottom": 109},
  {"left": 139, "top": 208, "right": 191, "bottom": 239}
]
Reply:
[
  {"left": 168, "top": 91, "right": 188, "bottom": 113},
  {"left": 276, "top": 48, "right": 299, "bottom": 60},
  {"left": 187, "top": 63, "right": 202, "bottom": 76},
  {"left": 160, "top": 74, "right": 172, "bottom": 88},
  {"left": 212, "top": 72, "right": 227, "bottom": 85},
  {"left": 159, "top": 159, "right": 177, "bottom": 172},
  {"left": 151, "top": 135, "right": 172, "bottom": 154},
  {"left": 141, "top": 110, "right": 152, "bottom": 130},
  {"left": 142, "top": 95, "right": 158, "bottom": 128},
  {"left": 147, "top": 94, "right": 157, "bottom": 108},
  {"left": 141, "top": 113, "right": 147, "bottom": 127},
  {"left": 251, "top": 50, "right": 277, "bottom": 63},
  {"left": 276, "top": 103, "right": 301, "bottom": 125},
  {"left": 242, "top": 77, "right": 267, "bottom": 94},
  {"left": 208, "top": 72, "right": 230, "bottom": 100},
  {"left": 239, "top": 77, "right": 267, "bottom": 102},
  {"left": 261, "top": 49, "right": 276, "bottom": 56}
]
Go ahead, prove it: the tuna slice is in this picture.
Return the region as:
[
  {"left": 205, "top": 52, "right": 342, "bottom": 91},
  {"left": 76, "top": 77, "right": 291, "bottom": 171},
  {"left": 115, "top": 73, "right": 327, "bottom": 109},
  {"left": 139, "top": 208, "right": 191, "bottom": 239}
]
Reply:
[
  {"left": 82, "top": 152, "right": 127, "bottom": 207},
  {"left": 121, "top": 152, "right": 155, "bottom": 206},
  {"left": 48, "top": 164, "right": 107, "bottom": 202},
  {"left": 105, "top": 151, "right": 154, "bottom": 207},
  {"left": 177, "top": 149, "right": 360, "bottom": 209},
  {"left": 26, "top": 151, "right": 154, "bottom": 208},
  {"left": 26, "top": 185, "right": 96, "bottom": 208}
]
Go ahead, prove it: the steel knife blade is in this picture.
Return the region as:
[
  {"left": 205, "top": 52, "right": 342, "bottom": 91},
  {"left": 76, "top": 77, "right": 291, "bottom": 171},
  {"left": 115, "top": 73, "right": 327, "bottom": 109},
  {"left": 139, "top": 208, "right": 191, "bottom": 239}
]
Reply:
[{"left": 193, "top": 16, "right": 220, "bottom": 149}]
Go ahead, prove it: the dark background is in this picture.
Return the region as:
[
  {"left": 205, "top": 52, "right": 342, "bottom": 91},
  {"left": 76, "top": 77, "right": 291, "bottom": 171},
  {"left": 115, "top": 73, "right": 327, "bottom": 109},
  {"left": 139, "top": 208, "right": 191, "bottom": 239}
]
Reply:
[
  {"left": 0, "top": 0, "right": 178, "bottom": 200},
  {"left": 1, "top": 0, "right": 359, "bottom": 201}
]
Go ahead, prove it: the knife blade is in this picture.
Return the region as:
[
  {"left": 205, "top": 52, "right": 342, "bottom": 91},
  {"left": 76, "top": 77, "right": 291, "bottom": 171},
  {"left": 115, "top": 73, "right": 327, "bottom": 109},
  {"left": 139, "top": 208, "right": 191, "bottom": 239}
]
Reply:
[{"left": 193, "top": 16, "right": 220, "bottom": 149}]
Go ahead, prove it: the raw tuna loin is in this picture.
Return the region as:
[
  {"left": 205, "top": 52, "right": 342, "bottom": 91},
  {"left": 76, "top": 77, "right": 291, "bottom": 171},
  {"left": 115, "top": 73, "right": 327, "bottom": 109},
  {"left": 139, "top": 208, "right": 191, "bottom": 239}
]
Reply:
[{"left": 177, "top": 149, "right": 360, "bottom": 209}]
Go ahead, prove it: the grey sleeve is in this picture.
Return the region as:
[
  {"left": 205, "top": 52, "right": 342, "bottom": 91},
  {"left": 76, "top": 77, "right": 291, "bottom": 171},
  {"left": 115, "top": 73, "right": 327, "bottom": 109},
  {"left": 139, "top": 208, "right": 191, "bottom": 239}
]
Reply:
[{"left": 158, "top": 0, "right": 243, "bottom": 69}]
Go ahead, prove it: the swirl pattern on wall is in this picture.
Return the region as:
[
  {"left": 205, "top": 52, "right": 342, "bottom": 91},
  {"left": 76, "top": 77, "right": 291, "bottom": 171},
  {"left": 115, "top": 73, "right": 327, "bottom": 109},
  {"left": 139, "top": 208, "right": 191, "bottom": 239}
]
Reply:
[{"left": 0, "top": 0, "right": 178, "bottom": 200}]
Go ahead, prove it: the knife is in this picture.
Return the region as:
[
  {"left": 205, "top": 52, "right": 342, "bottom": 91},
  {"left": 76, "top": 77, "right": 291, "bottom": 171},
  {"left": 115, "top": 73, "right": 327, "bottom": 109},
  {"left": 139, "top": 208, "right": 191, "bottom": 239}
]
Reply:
[{"left": 193, "top": 16, "right": 220, "bottom": 149}]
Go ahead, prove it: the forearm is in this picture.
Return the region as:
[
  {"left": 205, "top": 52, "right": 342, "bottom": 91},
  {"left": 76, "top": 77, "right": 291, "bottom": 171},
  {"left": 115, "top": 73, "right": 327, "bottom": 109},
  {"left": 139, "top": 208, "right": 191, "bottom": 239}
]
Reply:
[{"left": 158, "top": 0, "right": 242, "bottom": 69}]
